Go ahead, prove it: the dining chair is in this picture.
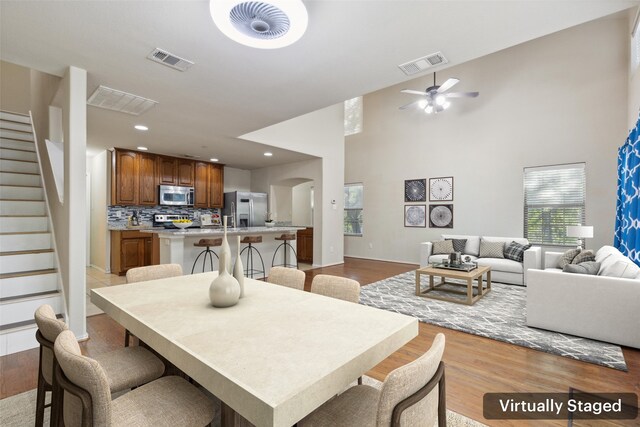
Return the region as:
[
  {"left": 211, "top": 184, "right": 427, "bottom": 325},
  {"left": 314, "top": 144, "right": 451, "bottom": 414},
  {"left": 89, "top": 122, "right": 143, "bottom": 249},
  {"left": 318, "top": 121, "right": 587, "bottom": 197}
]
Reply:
[
  {"left": 53, "top": 329, "right": 214, "bottom": 427},
  {"left": 268, "top": 266, "right": 306, "bottom": 291},
  {"left": 125, "top": 263, "right": 183, "bottom": 346},
  {"left": 34, "top": 304, "right": 165, "bottom": 427},
  {"left": 299, "top": 333, "right": 446, "bottom": 427},
  {"left": 310, "top": 274, "right": 360, "bottom": 303}
]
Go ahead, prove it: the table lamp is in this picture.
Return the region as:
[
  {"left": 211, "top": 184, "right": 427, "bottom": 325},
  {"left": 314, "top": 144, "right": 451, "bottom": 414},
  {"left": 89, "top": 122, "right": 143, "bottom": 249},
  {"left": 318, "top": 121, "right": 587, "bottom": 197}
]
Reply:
[{"left": 566, "top": 225, "right": 594, "bottom": 249}]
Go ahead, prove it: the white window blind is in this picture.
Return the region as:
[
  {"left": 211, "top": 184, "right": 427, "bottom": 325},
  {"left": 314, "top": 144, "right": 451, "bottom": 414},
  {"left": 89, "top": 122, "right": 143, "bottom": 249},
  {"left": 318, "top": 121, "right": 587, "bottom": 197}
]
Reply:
[
  {"left": 633, "top": 13, "right": 640, "bottom": 73},
  {"left": 344, "top": 183, "right": 363, "bottom": 236},
  {"left": 524, "top": 163, "right": 586, "bottom": 246},
  {"left": 344, "top": 96, "right": 363, "bottom": 136}
]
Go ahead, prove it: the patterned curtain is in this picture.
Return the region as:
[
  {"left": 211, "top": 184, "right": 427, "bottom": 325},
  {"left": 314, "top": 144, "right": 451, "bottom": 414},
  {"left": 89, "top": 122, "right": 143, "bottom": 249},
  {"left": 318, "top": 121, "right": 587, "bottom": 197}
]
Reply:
[{"left": 614, "top": 114, "right": 640, "bottom": 265}]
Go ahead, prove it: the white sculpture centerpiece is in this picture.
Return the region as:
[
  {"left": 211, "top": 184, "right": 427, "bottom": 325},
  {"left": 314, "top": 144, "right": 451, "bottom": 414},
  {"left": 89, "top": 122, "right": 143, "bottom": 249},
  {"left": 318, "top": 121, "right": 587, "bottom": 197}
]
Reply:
[{"left": 209, "top": 216, "right": 242, "bottom": 307}]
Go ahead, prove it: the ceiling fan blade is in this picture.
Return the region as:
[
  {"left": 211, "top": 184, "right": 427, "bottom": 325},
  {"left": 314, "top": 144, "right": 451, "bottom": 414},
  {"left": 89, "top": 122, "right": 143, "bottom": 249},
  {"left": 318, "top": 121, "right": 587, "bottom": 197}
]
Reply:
[
  {"left": 401, "top": 89, "right": 428, "bottom": 96},
  {"left": 445, "top": 91, "right": 480, "bottom": 98},
  {"left": 436, "top": 78, "right": 459, "bottom": 93},
  {"left": 399, "top": 100, "right": 421, "bottom": 110}
]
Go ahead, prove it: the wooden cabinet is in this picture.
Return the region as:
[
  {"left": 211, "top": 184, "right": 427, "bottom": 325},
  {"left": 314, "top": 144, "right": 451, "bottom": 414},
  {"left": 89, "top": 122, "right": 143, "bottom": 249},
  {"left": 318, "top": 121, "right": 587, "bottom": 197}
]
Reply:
[
  {"left": 138, "top": 153, "right": 157, "bottom": 205},
  {"left": 158, "top": 156, "right": 178, "bottom": 185},
  {"left": 112, "top": 150, "right": 138, "bottom": 205},
  {"left": 194, "top": 162, "right": 224, "bottom": 208},
  {"left": 177, "top": 159, "right": 195, "bottom": 187},
  {"left": 297, "top": 227, "right": 313, "bottom": 263},
  {"left": 110, "top": 230, "right": 159, "bottom": 276}
]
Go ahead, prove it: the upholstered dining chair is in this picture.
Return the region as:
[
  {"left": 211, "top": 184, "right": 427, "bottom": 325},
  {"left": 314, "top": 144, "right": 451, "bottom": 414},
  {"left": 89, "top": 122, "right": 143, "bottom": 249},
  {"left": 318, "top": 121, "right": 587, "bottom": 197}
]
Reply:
[
  {"left": 34, "top": 305, "right": 165, "bottom": 427},
  {"left": 299, "top": 333, "right": 446, "bottom": 427},
  {"left": 310, "top": 274, "right": 361, "bottom": 303},
  {"left": 268, "top": 266, "right": 306, "bottom": 291},
  {"left": 124, "top": 263, "right": 183, "bottom": 346},
  {"left": 53, "top": 329, "right": 214, "bottom": 427}
]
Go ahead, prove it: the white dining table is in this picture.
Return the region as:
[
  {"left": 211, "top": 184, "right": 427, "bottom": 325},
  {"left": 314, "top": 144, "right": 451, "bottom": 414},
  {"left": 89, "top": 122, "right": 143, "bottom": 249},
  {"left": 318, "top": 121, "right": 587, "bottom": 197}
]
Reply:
[{"left": 91, "top": 272, "right": 418, "bottom": 427}]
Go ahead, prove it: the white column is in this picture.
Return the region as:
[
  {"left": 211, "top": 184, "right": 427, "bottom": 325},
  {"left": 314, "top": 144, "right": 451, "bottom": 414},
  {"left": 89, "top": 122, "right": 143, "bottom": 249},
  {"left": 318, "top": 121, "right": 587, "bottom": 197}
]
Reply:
[{"left": 159, "top": 235, "right": 186, "bottom": 272}]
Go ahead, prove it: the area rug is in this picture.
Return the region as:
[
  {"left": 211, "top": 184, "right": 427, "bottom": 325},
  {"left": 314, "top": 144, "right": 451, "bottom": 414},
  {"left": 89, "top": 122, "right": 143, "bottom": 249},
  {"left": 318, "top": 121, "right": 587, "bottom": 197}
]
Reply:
[
  {"left": 360, "top": 271, "right": 627, "bottom": 371},
  {"left": 0, "top": 378, "right": 487, "bottom": 427}
]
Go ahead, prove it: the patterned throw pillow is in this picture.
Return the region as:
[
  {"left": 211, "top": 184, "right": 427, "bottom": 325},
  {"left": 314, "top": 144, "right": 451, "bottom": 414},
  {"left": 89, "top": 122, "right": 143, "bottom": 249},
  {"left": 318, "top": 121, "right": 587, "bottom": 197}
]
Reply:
[
  {"left": 479, "top": 240, "right": 505, "bottom": 259},
  {"left": 557, "top": 248, "right": 581, "bottom": 268},
  {"left": 572, "top": 250, "right": 595, "bottom": 264},
  {"left": 563, "top": 261, "right": 600, "bottom": 275},
  {"left": 503, "top": 241, "right": 532, "bottom": 263},
  {"left": 432, "top": 240, "right": 454, "bottom": 255},
  {"left": 446, "top": 238, "right": 467, "bottom": 253}
]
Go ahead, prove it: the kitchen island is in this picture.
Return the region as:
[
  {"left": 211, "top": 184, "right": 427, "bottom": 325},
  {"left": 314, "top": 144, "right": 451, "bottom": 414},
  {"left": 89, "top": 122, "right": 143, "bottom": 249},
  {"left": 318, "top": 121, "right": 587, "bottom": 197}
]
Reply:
[{"left": 141, "top": 226, "right": 304, "bottom": 277}]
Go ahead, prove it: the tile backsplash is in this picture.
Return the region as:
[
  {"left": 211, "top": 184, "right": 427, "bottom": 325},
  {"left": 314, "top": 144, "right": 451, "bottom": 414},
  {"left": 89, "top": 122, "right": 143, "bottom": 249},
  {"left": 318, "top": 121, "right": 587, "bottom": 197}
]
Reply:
[{"left": 108, "top": 205, "right": 221, "bottom": 227}]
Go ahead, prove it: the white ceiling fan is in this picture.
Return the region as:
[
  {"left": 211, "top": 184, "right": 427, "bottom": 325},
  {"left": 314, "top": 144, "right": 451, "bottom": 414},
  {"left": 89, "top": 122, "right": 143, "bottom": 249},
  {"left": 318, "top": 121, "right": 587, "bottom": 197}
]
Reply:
[{"left": 400, "top": 72, "right": 479, "bottom": 114}]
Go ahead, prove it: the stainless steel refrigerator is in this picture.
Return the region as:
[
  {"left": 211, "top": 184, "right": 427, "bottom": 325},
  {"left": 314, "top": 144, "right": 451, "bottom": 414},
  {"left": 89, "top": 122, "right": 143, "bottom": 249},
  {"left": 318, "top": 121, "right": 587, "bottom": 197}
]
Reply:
[{"left": 223, "top": 192, "right": 268, "bottom": 227}]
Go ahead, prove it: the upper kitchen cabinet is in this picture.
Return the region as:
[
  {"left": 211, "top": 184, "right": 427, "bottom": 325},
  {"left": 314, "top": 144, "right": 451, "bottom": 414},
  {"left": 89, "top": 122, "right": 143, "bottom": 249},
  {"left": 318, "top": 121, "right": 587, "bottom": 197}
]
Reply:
[
  {"left": 158, "top": 156, "right": 178, "bottom": 185},
  {"left": 138, "top": 152, "right": 158, "bottom": 205},
  {"left": 194, "top": 161, "right": 224, "bottom": 208},
  {"left": 177, "top": 159, "right": 195, "bottom": 187},
  {"left": 112, "top": 149, "right": 139, "bottom": 205}
]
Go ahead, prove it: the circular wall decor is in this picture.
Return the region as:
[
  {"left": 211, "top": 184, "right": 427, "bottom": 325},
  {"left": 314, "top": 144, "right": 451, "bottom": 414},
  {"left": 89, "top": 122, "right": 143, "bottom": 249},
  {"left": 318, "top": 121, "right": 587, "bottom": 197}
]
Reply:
[
  {"left": 404, "top": 179, "right": 426, "bottom": 202},
  {"left": 429, "top": 204, "right": 453, "bottom": 228},
  {"left": 404, "top": 205, "right": 426, "bottom": 227},
  {"left": 429, "top": 177, "right": 453, "bottom": 201}
]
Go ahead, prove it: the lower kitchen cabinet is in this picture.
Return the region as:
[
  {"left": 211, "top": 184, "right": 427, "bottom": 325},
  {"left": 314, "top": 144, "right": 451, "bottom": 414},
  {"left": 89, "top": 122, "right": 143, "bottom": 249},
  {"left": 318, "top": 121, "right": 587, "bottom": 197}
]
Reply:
[
  {"left": 296, "top": 227, "right": 313, "bottom": 263},
  {"left": 110, "top": 230, "right": 159, "bottom": 276}
]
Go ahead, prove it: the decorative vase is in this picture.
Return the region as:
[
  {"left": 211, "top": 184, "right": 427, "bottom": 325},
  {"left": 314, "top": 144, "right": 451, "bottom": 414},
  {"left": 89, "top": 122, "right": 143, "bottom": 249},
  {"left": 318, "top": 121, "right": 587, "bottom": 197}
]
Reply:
[
  {"left": 233, "top": 236, "right": 245, "bottom": 298},
  {"left": 219, "top": 216, "right": 232, "bottom": 274},
  {"left": 209, "top": 268, "right": 240, "bottom": 307}
]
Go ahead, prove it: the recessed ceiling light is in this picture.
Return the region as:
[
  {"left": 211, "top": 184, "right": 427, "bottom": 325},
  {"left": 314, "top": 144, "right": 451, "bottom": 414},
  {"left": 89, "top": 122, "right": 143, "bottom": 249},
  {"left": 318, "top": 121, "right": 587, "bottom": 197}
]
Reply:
[
  {"left": 137, "top": 146, "right": 148, "bottom": 151},
  {"left": 210, "top": 0, "right": 308, "bottom": 49},
  {"left": 264, "top": 152, "right": 273, "bottom": 157},
  {"left": 134, "top": 125, "right": 149, "bottom": 131},
  {"left": 210, "top": 158, "right": 219, "bottom": 162}
]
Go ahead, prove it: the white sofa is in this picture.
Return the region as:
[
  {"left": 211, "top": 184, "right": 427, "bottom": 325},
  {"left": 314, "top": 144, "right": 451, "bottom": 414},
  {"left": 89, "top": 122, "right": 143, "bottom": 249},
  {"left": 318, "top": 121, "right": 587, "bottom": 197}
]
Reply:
[
  {"left": 527, "top": 246, "right": 640, "bottom": 349},
  {"left": 420, "top": 234, "right": 542, "bottom": 286}
]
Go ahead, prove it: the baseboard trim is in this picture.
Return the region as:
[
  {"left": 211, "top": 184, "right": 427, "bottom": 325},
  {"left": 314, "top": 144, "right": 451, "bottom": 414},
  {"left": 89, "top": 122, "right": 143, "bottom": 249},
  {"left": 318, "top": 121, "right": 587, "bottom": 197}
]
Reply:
[
  {"left": 89, "top": 264, "right": 106, "bottom": 273},
  {"left": 344, "top": 255, "right": 419, "bottom": 267}
]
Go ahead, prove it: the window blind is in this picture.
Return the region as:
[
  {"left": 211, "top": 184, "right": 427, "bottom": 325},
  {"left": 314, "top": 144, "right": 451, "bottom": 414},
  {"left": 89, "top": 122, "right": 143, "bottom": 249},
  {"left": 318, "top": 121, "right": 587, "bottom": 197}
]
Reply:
[
  {"left": 523, "top": 163, "right": 586, "bottom": 246},
  {"left": 633, "top": 12, "right": 640, "bottom": 73}
]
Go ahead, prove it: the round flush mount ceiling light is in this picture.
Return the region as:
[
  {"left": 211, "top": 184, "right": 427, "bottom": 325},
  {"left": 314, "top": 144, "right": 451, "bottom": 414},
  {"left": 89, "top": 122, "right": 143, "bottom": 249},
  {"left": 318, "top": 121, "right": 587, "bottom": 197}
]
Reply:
[
  {"left": 134, "top": 125, "right": 148, "bottom": 131},
  {"left": 210, "top": 0, "right": 308, "bottom": 49},
  {"left": 264, "top": 152, "right": 273, "bottom": 156},
  {"left": 137, "top": 146, "right": 148, "bottom": 151},
  {"left": 210, "top": 158, "right": 219, "bottom": 162}
]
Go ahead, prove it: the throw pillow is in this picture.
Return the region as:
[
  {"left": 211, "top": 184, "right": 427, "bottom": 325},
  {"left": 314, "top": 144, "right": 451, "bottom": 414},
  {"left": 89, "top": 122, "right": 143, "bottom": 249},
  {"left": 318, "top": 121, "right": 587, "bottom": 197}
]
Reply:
[
  {"left": 599, "top": 259, "right": 640, "bottom": 278},
  {"left": 556, "top": 248, "right": 581, "bottom": 268},
  {"left": 563, "top": 261, "right": 600, "bottom": 275},
  {"left": 479, "top": 240, "right": 505, "bottom": 259},
  {"left": 432, "top": 240, "right": 454, "bottom": 255},
  {"left": 446, "top": 238, "right": 467, "bottom": 253},
  {"left": 503, "top": 241, "right": 532, "bottom": 263},
  {"left": 571, "top": 250, "right": 595, "bottom": 264}
]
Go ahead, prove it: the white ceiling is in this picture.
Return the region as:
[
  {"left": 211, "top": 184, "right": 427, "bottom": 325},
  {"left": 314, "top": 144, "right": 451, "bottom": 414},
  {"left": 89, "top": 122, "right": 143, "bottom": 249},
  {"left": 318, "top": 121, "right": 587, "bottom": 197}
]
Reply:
[{"left": 1, "top": 0, "right": 637, "bottom": 169}]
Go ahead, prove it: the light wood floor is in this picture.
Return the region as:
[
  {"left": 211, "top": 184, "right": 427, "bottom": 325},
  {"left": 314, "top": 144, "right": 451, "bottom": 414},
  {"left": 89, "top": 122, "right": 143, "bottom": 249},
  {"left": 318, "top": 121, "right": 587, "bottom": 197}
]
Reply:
[{"left": 1, "top": 257, "right": 638, "bottom": 426}]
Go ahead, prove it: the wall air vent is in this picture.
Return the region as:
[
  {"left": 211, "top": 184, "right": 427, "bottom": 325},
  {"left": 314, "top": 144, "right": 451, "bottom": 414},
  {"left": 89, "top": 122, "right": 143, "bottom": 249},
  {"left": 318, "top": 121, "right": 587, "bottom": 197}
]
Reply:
[
  {"left": 87, "top": 85, "right": 158, "bottom": 116},
  {"left": 398, "top": 51, "right": 448, "bottom": 76},
  {"left": 147, "top": 48, "right": 194, "bottom": 71}
]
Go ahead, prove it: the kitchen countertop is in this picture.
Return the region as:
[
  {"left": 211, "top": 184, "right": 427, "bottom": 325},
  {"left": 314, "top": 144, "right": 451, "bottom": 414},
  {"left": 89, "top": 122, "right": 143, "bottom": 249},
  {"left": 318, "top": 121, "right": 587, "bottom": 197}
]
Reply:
[{"left": 140, "top": 226, "right": 304, "bottom": 237}]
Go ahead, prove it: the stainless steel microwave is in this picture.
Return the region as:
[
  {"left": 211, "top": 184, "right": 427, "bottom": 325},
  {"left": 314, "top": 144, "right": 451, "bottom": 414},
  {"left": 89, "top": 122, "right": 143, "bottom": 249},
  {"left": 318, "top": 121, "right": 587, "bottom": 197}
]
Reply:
[{"left": 159, "top": 185, "right": 194, "bottom": 206}]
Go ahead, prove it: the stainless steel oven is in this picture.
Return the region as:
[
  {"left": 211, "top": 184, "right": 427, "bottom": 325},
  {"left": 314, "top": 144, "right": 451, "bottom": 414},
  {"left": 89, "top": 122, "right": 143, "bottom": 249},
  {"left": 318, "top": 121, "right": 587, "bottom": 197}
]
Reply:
[{"left": 159, "top": 185, "right": 194, "bottom": 206}]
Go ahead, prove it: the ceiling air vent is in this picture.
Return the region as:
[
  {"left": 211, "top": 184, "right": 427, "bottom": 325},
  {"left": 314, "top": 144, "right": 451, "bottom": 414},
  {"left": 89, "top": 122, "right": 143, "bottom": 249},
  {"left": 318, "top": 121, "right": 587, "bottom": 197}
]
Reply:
[
  {"left": 147, "top": 48, "right": 194, "bottom": 72},
  {"left": 87, "top": 85, "right": 158, "bottom": 116},
  {"left": 398, "top": 51, "right": 448, "bottom": 76}
]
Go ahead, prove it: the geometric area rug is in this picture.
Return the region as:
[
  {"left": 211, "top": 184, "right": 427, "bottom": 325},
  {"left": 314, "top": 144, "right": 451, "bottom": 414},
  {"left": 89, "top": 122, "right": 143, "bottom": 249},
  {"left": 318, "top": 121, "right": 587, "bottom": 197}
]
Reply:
[{"left": 360, "top": 271, "right": 627, "bottom": 371}]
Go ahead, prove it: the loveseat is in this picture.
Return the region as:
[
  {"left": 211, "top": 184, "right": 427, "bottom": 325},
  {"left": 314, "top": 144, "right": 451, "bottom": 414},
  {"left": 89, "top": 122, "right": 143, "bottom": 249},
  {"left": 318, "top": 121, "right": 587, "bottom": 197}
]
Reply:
[
  {"left": 420, "top": 234, "right": 541, "bottom": 286},
  {"left": 526, "top": 245, "right": 640, "bottom": 349}
]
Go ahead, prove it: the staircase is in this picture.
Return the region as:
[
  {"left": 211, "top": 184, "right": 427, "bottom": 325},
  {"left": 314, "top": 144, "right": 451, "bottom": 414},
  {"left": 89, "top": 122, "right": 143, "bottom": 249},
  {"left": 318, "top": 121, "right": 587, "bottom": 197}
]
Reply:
[{"left": 0, "top": 110, "right": 63, "bottom": 356}]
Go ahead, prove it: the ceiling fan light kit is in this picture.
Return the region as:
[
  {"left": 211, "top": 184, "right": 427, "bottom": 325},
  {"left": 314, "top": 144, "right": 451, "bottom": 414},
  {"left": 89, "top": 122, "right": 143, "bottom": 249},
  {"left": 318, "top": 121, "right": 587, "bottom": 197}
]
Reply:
[
  {"left": 400, "top": 72, "right": 479, "bottom": 115},
  {"left": 210, "top": 0, "right": 308, "bottom": 49}
]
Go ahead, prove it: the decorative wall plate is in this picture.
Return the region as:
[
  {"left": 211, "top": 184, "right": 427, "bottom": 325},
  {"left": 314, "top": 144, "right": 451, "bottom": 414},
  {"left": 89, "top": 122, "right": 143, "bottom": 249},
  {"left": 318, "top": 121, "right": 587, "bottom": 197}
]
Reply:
[
  {"left": 404, "top": 205, "right": 426, "bottom": 228},
  {"left": 429, "top": 204, "right": 453, "bottom": 228},
  {"left": 404, "top": 179, "right": 427, "bottom": 202},
  {"left": 429, "top": 177, "right": 454, "bottom": 201}
]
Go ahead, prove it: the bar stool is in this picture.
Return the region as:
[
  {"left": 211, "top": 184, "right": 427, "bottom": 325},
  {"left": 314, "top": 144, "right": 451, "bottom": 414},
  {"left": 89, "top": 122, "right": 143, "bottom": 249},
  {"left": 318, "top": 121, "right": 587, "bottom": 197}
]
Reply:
[
  {"left": 240, "top": 236, "right": 266, "bottom": 279},
  {"left": 272, "top": 233, "right": 298, "bottom": 269},
  {"left": 191, "top": 238, "right": 223, "bottom": 274}
]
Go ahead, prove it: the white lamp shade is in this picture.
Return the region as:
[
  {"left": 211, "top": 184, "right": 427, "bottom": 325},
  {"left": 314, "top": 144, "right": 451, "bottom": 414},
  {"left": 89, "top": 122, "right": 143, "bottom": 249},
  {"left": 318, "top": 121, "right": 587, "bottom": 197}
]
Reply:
[{"left": 566, "top": 225, "right": 594, "bottom": 238}]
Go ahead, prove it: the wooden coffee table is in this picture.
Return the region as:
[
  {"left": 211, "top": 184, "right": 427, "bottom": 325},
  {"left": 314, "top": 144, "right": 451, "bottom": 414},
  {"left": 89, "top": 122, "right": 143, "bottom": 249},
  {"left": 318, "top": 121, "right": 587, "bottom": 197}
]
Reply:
[{"left": 415, "top": 265, "right": 491, "bottom": 305}]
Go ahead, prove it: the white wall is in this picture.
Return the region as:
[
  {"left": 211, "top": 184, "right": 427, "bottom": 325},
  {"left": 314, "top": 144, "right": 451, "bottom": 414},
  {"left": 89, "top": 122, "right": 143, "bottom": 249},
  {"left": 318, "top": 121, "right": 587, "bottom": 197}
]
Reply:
[
  {"left": 345, "top": 16, "right": 629, "bottom": 264},
  {"left": 89, "top": 150, "right": 109, "bottom": 271},
  {"left": 270, "top": 185, "right": 293, "bottom": 222},
  {"left": 224, "top": 166, "right": 251, "bottom": 192},
  {"left": 292, "top": 181, "right": 313, "bottom": 226},
  {"left": 243, "top": 104, "right": 345, "bottom": 267}
]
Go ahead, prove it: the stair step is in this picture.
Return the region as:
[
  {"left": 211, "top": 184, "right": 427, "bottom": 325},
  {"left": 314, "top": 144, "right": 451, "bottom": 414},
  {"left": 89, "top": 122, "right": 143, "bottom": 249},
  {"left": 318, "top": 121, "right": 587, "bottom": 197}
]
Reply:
[
  {"left": 0, "top": 249, "right": 55, "bottom": 274},
  {"left": 0, "top": 159, "right": 39, "bottom": 174},
  {"left": 0, "top": 200, "right": 46, "bottom": 215},
  {"left": 0, "top": 269, "right": 59, "bottom": 300},
  {"left": 0, "top": 111, "right": 30, "bottom": 125},
  {"left": 0, "top": 120, "right": 32, "bottom": 133},
  {"left": 0, "top": 323, "right": 38, "bottom": 356},
  {"left": 0, "top": 185, "right": 43, "bottom": 200},
  {"left": 0, "top": 232, "right": 51, "bottom": 251},
  {"left": 0, "top": 138, "right": 35, "bottom": 152},
  {"left": 0, "top": 148, "right": 37, "bottom": 162},
  {"left": 0, "top": 216, "right": 48, "bottom": 233},
  {"left": 0, "top": 171, "right": 42, "bottom": 186},
  {"left": 0, "top": 129, "right": 33, "bottom": 142},
  {"left": 0, "top": 291, "right": 62, "bottom": 330}
]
